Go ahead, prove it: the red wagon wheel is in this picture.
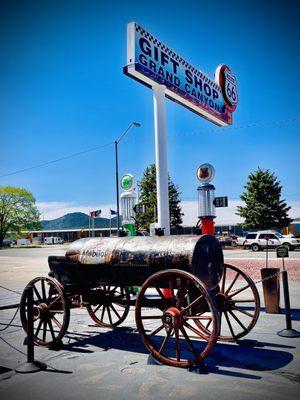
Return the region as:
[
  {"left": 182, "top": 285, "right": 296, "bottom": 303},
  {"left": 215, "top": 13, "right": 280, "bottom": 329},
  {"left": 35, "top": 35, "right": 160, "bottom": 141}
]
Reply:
[
  {"left": 86, "top": 286, "right": 130, "bottom": 328},
  {"left": 196, "top": 264, "right": 260, "bottom": 342},
  {"left": 135, "top": 269, "right": 219, "bottom": 368},
  {"left": 20, "top": 276, "right": 70, "bottom": 346}
]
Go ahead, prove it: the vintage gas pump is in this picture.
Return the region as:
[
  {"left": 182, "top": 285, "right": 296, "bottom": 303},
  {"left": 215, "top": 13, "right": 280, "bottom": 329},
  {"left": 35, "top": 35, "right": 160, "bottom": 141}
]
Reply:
[
  {"left": 120, "top": 174, "right": 139, "bottom": 294},
  {"left": 120, "top": 174, "right": 137, "bottom": 236},
  {"left": 197, "top": 163, "right": 216, "bottom": 235}
]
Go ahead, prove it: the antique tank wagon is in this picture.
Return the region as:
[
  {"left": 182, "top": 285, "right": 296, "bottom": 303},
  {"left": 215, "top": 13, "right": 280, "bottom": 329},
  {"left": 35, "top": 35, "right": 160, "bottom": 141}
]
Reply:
[{"left": 20, "top": 235, "right": 260, "bottom": 367}]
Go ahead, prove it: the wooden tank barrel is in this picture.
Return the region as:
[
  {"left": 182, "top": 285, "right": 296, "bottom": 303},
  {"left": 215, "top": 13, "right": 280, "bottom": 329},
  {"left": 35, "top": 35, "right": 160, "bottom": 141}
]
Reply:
[{"left": 62, "top": 235, "right": 224, "bottom": 290}]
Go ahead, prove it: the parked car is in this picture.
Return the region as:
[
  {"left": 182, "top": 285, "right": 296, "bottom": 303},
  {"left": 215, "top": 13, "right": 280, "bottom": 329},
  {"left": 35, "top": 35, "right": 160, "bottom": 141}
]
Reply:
[
  {"left": 243, "top": 231, "right": 300, "bottom": 251},
  {"left": 136, "top": 230, "right": 150, "bottom": 237},
  {"left": 1, "top": 238, "right": 13, "bottom": 247},
  {"left": 216, "top": 234, "right": 237, "bottom": 246},
  {"left": 233, "top": 236, "right": 247, "bottom": 246}
]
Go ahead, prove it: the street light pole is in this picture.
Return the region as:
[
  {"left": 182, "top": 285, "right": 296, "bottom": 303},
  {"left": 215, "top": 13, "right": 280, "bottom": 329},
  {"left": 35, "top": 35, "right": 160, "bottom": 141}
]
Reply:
[
  {"left": 115, "top": 122, "right": 141, "bottom": 236},
  {"left": 115, "top": 140, "right": 120, "bottom": 235}
]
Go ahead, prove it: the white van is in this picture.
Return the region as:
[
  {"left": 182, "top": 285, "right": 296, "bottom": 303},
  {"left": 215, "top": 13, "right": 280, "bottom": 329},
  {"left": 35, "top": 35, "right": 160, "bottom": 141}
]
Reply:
[
  {"left": 16, "top": 238, "right": 31, "bottom": 246},
  {"left": 44, "top": 236, "right": 64, "bottom": 245}
]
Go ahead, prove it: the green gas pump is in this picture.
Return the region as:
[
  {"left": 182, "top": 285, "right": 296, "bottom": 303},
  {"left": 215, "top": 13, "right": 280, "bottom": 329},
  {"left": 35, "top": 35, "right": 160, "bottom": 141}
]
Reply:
[{"left": 120, "top": 174, "right": 139, "bottom": 294}]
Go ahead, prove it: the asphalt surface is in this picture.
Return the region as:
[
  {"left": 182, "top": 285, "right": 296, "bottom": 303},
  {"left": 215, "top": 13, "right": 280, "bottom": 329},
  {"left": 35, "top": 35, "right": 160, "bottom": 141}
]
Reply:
[
  {"left": 224, "top": 247, "right": 300, "bottom": 260},
  {"left": 0, "top": 246, "right": 300, "bottom": 400}
]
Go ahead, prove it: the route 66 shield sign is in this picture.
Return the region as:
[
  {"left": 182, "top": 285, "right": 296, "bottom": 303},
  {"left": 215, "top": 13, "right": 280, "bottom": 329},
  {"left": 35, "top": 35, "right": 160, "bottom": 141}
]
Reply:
[
  {"left": 215, "top": 65, "right": 238, "bottom": 111},
  {"left": 224, "top": 69, "right": 238, "bottom": 107}
]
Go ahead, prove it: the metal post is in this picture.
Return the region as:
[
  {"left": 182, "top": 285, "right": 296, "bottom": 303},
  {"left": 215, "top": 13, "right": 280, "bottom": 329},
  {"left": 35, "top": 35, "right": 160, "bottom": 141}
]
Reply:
[
  {"left": 27, "top": 285, "right": 34, "bottom": 363},
  {"left": 153, "top": 84, "right": 170, "bottom": 235},
  {"left": 15, "top": 285, "right": 46, "bottom": 373},
  {"left": 109, "top": 211, "right": 112, "bottom": 237},
  {"left": 277, "top": 270, "right": 300, "bottom": 337},
  {"left": 115, "top": 140, "right": 120, "bottom": 236},
  {"left": 282, "top": 271, "right": 292, "bottom": 330},
  {"left": 137, "top": 180, "right": 140, "bottom": 203}
]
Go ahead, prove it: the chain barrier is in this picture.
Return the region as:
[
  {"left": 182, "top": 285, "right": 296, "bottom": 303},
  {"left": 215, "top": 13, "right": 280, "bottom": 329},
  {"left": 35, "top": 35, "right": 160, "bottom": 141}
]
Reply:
[
  {"left": 252, "top": 270, "right": 282, "bottom": 287},
  {"left": 0, "top": 284, "right": 22, "bottom": 295},
  {"left": 0, "top": 284, "right": 21, "bottom": 331},
  {"left": 227, "top": 268, "right": 282, "bottom": 296},
  {"left": 0, "top": 305, "right": 20, "bottom": 332},
  {"left": 0, "top": 335, "right": 26, "bottom": 356}
]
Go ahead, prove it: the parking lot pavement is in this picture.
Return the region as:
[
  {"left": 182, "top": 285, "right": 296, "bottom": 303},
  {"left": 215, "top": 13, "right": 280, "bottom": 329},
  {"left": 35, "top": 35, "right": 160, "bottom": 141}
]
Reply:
[
  {"left": 0, "top": 247, "right": 300, "bottom": 400},
  {"left": 223, "top": 248, "right": 300, "bottom": 260}
]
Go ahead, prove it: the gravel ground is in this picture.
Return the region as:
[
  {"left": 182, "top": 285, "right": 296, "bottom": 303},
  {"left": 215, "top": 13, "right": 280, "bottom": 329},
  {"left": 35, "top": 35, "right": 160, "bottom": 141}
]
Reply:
[{"left": 224, "top": 258, "right": 300, "bottom": 281}]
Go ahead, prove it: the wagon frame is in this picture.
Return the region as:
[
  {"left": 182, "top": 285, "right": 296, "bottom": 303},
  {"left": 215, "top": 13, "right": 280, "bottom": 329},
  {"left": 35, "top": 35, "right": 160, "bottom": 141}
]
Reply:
[{"left": 20, "top": 236, "right": 260, "bottom": 368}]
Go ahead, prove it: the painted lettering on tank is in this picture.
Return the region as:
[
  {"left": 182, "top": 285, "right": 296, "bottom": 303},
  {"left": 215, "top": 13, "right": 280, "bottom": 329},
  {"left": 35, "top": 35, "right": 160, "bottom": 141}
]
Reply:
[{"left": 80, "top": 249, "right": 108, "bottom": 263}]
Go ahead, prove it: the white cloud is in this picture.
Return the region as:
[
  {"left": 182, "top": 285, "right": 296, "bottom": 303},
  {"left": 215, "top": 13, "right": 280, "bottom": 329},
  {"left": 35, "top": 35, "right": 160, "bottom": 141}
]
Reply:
[
  {"left": 181, "top": 199, "right": 300, "bottom": 226},
  {"left": 181, "top": 199, "right": 243, "bottom": 226},
  {"left": 289, "top": 201, "right": 300, "bottom": 218},
  {"left": 38, "top": 199, "right": 300, "bottom": 225}
]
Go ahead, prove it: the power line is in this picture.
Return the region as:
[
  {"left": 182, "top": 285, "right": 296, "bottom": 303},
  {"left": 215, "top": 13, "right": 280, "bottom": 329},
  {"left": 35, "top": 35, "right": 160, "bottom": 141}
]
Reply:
[
  {"left": 174, "top": 116, "right": 300, "bottom": 137},
  {"left": 0, "top": 141, "right": 114, "bottom": 178},
  {"left": 1, "top": 116, "right": 299, "bottom": 179}
]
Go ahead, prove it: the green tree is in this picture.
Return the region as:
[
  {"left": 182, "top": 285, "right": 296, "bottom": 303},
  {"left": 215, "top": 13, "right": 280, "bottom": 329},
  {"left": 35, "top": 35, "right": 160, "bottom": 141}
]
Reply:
[
  {"left": 0, "top": 186, "right": 40, "bottom": 245},
  {"left": 236, "top": 168, "right": 292, "bottom": 230},
  {"left": 135, "top": 164, "right": 183, "bottom": 230}
]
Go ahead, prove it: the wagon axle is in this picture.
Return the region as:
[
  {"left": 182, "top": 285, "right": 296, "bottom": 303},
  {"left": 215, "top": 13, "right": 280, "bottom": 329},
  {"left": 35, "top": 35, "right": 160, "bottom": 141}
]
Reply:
[
  {"left": 162, "top": 307, "right": 183, "bottom": 329},
  {"left": 215, "top": 293, "right": 234, "bottom": 311},
  {"left": 33, "top": 303, "right": 50, "bottom": 321}
]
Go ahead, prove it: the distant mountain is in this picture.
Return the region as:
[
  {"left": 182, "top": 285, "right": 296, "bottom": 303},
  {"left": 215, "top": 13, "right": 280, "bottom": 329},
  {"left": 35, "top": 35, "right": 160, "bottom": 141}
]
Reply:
[{"left": 41, "top": 212, "right": 119, "bottom": 230}]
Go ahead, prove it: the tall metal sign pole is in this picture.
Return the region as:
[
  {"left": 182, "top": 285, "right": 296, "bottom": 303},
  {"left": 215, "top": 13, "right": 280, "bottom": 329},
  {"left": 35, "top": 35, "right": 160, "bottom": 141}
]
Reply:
[
  {"left": 124, "top": 22, "right": 238, "bottom": 236},
  {"left": 153, "top": 85, "right": 170, "bottom": 235},
  {"left": 115, "top": 141, "right": 120, "bottom": 235}
]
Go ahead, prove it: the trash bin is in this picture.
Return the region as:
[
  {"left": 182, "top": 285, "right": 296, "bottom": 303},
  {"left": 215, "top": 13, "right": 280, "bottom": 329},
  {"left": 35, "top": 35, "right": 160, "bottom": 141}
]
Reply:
[{"left": 260, "top": 268, "right": 280, "bottom": 313}]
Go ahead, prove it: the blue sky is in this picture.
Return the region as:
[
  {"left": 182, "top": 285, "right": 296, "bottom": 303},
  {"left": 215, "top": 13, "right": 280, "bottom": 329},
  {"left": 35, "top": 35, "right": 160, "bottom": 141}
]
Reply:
[{"left": 1, "top": 0, "right": 299, "bottom": 224}]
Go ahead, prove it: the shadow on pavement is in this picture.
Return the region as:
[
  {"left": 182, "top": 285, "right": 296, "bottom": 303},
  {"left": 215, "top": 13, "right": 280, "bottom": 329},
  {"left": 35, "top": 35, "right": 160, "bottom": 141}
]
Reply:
[
  {"left": 240, "top": 306, "right": 300, "bottom": 321},
  {"left": 61, "top": 326, "right": 294, "bottom": 379},
  {"left": 0, "top": 366, "right": 13, "bottom": 375}
]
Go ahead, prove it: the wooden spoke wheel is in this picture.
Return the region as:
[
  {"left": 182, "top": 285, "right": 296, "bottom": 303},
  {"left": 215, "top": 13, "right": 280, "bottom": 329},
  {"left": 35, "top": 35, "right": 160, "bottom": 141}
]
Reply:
[
  {"left": 197, "top": 264, "right": 260, "bottom": 342},
  {"left": 20, "top": 277, "right": 70, "bottom": 346},
  {"left": 135, "top": 269, "right": 219, "bottom": 368},
  {"left": 86, "top": 286, "right": 130, "bottom": 328}
]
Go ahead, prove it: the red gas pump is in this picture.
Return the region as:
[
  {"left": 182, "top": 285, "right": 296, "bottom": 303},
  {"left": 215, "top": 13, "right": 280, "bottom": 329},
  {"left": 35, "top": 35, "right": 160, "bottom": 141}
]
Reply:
[
  {"left": 201, "top": 218, "right": 215, "bottom": 235},
  {"left": 197, "top": 164, "right": 216, "bottom": 235},
  {"left": 163, "top": 165, "right": 217, "bottom": 300}
]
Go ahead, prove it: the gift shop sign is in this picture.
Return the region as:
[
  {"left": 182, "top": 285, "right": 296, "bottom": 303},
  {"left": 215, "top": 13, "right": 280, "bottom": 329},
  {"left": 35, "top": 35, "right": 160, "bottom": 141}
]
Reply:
[{"left": 124, "top": 22, "right": 238, "bottom": 126}]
